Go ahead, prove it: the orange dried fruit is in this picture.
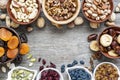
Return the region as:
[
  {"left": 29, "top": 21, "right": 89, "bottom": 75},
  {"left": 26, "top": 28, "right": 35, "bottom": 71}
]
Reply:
[
  {"left": 0, "top": 47, "right": 5, "bottom": 57},
  {"left": 0, "top": 28, "right": 12, "bottom": 41},
  {"left": 7, "top": 48, "right": 18, "bottom": 59},
  {"left": 7, "top": 36, "right": 19, "bottom": 49},
  {"left": 20, "top": 43, "right": 30, "bottom": 55}
]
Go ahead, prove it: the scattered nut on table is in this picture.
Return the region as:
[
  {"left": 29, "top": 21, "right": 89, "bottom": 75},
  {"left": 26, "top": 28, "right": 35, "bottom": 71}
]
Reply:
[
  {"left": 67, "top": 22, "right": 75, "bottom": 28},
  {"left": 83, "top": 0, "right": 112, "bottom": 21},
  {"left": 37, "top": 17, "right": 45, "bottom": 28},
  {"left": 115, "top": 7, "right": 120, "bottom": 13},
  {"left": 108, "top": 12, "right": 116, "bottom": 22},
  {"left": 90, "top": 22, "right": 100, "bottom": 29},
  {"left": 10, "top": 21, "right": 20, "bottom": 28},
  {"left": 90, "top": 40, "right": 99, "bottom": 51},
  {"left": 0, "top": 0, "right": 8, "bottom": 10},
  {"left": 74, "top": 17, "right": 84, "bottom": 25},
  {"left": 105, "top": 21, "right": 115, "bottom": 27},
  {"left": 6, "top": 16, "right": 11, "bottom": 27},
  {"left": 52, "top": 22, "right": 63, "bottom": 29},
  {"left": 0, "top": 14, "right": 6, "bottom": 20},
  {"left": 27, "top": 27, "right": 33, "bottom": 32}
]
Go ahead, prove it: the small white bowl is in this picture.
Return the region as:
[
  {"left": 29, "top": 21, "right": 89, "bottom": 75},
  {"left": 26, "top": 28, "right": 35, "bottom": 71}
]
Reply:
[
  {"left": 42, "top": 0, "right": 81, "bottom": 25},
  {"left": 66, "top": 66, "right": 93, "bottom": 80},
  {"left": 36, "top": 68, "right": 64, "bottom": 80},
  {"left": 93, "top": 62, "right": 120, "bottom": 80},
  {"left": 7, "top": 66, "right": 37, "bottom": 80}
]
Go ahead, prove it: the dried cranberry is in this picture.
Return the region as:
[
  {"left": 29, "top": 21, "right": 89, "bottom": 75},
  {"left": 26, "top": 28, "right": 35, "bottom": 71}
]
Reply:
[
  {"left": 39, "top": 66, "right": 44, "bottom": 71},
  {"left": 42, "top": 59, "right": 46, "bottom": 65},
  {"left": 50, "top": 62, "right": 56, "bottom": 68},
  {"left": 19, "top": 33, "right": 28, "bottom": 43}
]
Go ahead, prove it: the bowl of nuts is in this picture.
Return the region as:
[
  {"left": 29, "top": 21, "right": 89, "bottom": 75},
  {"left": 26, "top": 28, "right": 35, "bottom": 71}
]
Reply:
[
  {"left": 36, "top": 68, "right": 64, "bottom": 80},
  {"left": 42, "top": 0, "right": 81, "bottom": 25},
  {"left": 82, "top": 0, "right": 113, "bottom": 23},
  {"left": 66, "top": 66, "right": 93, "bottom": 80},
  {"left": 98, "top": 27, "right": 120, "bottom": 59},
  {"left": 0, "top": 27, "right": 21, "bottom": 64},
  {"left": 93, "top": 62, "right": 120, "bottom": 80},
  {"left": 7, "top": 0, "right": 41, "bottom": 25}
]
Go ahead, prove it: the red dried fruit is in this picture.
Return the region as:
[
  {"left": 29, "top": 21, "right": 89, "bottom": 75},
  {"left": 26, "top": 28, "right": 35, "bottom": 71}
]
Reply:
[
  {"left": 42, "top": 59, "right": 46, "bottom": 65},
  {"left": 39, "top": 66, "right": 44, "bottom": 71},
  {"left": 50, "top": 62, "right": 56, "bottom": 68},
  {"left": 38, "top": 57, "right": 41, "bottom": 62}
]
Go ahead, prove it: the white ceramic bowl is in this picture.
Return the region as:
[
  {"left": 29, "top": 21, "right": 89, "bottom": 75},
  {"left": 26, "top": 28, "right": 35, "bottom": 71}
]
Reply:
[
  {"left": 36, "top": 68, "right": 64, "bottom": 80},
  {"left": 7, "top": 66, "right": 37, "bottom": 80},
  {"left": 66, "top": 66, "right": 93, "bottom": 80},
  {"left": 42, "top": 0, "right": 81, "bottom": 25},
  {"left": 93, "top": 62, "right": 120, "bottom": 80}
]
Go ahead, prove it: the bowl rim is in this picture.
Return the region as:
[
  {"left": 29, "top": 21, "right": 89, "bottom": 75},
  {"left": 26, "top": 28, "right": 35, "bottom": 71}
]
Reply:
[
  {"left": 42, "top": 0, "right": 81, "bottom": 25},
  {"left": 36, "top": 68, "right": 64, "bottom": 80},
  {"left": 98, "top": 26, "right": 120, "bottom": 59},
  {"left": 6, "top": 0, "right": 41, "bottom": 25},
  {"left": 93, "top": 62, "right": 120, "bottom": 80},
  {"left": 66, "top": 66, "right": 93, "bottom": 80},
  {"left": 0, "top": 26, "right": 21, "bottom": 65},
  {"left": 7, "top": 66, "right": 37, "bottom": 80},
  {"left": 82, "top": 0, "right": 114, "bottom": 23}
]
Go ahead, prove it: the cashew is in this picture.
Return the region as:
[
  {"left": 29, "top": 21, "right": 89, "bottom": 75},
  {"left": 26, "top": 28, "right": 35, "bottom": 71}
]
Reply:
[
  {"left": 37, "top": 17, "right": 45, "bottom": 28},
  {"left": 6, "top": 16, "right": 11, "bottom": 27},
  {"left": 29, "top": 9, "right": 38, "bottom": 19},
  {"left": 105, "top": 21, "right": 115, "bottom": 27}
]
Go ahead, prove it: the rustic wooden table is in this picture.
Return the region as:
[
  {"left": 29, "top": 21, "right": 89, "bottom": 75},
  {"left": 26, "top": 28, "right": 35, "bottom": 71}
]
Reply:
[{"left": 0, "top": 0, "right": 120, "bottom": 80}]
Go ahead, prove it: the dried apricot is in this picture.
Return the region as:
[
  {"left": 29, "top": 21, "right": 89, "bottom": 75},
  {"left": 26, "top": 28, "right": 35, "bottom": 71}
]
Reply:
[
  {"left": 0, "top": 28, "right": 12, "bottom": 41},
  {"left": 20, "top": 43, "right": 30, "bottom": 55},
  {"left": 7, "top": 48, "right": 18, "bottom": 59},
  {"left": 0, "top": 47, "right": 5, "bottom": 57},
  {"left": 7, "top": 36, "right": 19, "bottom": 49}
]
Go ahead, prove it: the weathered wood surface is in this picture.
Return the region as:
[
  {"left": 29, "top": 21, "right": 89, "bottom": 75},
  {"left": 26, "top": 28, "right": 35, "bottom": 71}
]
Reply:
[{"left": 0, "top": 0, "right": 120, "bottom": 80}]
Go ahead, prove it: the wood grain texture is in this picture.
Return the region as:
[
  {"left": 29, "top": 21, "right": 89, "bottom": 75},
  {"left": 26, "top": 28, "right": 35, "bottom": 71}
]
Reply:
[{"left": 0, "top": 0, "right": 120, "bottom": 80}]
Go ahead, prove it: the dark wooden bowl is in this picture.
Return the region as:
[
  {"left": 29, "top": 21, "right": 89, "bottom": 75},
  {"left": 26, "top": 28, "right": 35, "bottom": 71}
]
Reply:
[
  {"left": 0, "top": 27, "right": 21, "bottom": 65},
  {"left": 98, "top": 26, "right": 120, "bottom": 59},
  {"left": 82, "top": 0, "right": 113, "bottom": 23},
  {"left": 6, "top": 0, "right": 41, "bottom": 25}
]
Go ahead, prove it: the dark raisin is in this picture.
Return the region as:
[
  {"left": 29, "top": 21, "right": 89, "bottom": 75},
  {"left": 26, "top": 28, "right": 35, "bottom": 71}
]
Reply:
[
  {"left": 38, "top": 57, "right": 41, "bottom": 62},
  {"left": 19, "top": 33, "right": 28, "bottom": 43},
  {"left": 42, "top": 59, "right": 46, "bottom": 65},
  {"left": 50, "top": 62, "right": 56, "bottom": 68},
  {"left": 39, "top": 66, "right": 44, "bottom": 71},
  {"left": 108, "top": 29, "right": 116, "bottom": 37}
]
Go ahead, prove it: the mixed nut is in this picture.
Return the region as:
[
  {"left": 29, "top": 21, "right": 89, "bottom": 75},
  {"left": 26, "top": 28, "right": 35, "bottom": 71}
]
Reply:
[
  {"left": 83, "top": 0, "right": 112, "bottom": 21},
  {"left": 45, "top": 0, "right": 78, "bottom": 21},
  {"left": 95, "top": 63, "right": 119, "bottom": 80},
  {"left": 99, "top": 27, "right": 120, "bottom": 57},
  {"left": 10, "top": 0, "right": 39, "bottom": 23}
]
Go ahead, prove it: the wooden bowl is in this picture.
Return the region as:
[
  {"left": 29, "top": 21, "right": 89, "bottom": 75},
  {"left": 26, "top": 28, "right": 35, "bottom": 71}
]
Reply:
[
  {"left": 82, "top": 0, "right": 113, "bottom": 23},
  {"left": 6, "top": 0, "right": 41, "bottom": 25},
  {"left": 98, "top": 26, "right": 120, "bottom": 59},
  {"left": 42, "top": 0, "right": 81, "bottom": 25},
  {"left": 0, "top": 27, "right": 21, "bottom": 65}
]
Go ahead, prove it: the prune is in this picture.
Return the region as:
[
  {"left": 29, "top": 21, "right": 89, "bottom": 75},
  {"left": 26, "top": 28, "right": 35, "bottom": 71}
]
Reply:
[
  {"left": 0, "top": 28, "right": 12, "bottom": 41},
  {"left": 88, "top": 34, "right": 98, "bottom": 42},
  {"left": 7, "top": 48, "right": 18, "bottom": 59},
  {"left": 19, "top": 33, "right": 28, "bottom": 43},
  {"left": 20, "top": 43, "right": 30, "bottom": 55},
  {"left": 0, "top": 47, "right": 5, "bottom": 57},
  {"left": 7, "top": 36, "right": 19, "bottom": 49}
]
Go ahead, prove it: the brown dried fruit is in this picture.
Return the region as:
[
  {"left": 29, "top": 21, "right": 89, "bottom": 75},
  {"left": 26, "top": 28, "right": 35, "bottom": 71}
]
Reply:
[
  {"left": 0, "top": 47, "right": 5, "bottom": 57},
  {"left": 0, "top": 28, "right": 12, "bottom": 41},
  {"left": 20, "top": 43, "right": 30, "bottom": 55},
  {"left": 7, "top": 36, "right": 19, "bottom": 49},
  {"left": 7, "top": 48, "right": 18, "bottom": 59},
  {"left": 88, "top": 34, "right": 98, "bottom": 42}
]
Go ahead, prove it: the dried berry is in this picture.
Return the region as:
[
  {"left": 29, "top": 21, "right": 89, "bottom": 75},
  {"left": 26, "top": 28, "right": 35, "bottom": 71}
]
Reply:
[
  {"left": 72, "top": 60, "right": 78, "bottom": 66},
  {"left": 80, "top": 60, "right": 85, "bottom": 65},
  {"left": 39, "top": 66, "right": 44, "bottom": 71},
  {"left": 7, "top": 36, "right": 19, "bottom": 49},
  {"left": 111, "top": 41, "right": 119, "bottom": 50},
  {"left": 38, "top": 57, "right": 41, "bottom": 62},
  {"left": 20, "top": 43, "right": 30, "bottom": 55},
  {"left": 88, "top": 34, "right": 98, "bottom": 42},
  {"left": 67, "top": 64, "right": 73, "bottom": 67},
  {"left": 50, "top": 62, "right": 56, "bottom": 68},
  {"left": 19, "top": 33, "right": 28, "bottom": 43},
  {"left": 108, "top": 29, "right": 116, "bottom": 37},
  {"left": 61, "top": 64, "right": 65, "bottom": 73},
  {"left": 42, "top": 59, "right": 46, "bottom": 65},
  {"left": 7, "top": 48, "right": 18, "bottom": 59}
]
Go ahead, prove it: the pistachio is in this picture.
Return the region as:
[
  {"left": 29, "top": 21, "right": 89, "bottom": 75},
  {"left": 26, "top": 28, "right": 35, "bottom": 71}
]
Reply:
[
  {"left": 74, "top": 17, "right": 84, "bottom": 26},
  {"left": 30, "top": 58, "right": 36, "bottom": 62},
  {"left": 29, "top": 62, "right": 33, "bottom": 67},
  {"left": 27, "top": 54, "right": 33, "bottom": 59},
  {"left": 1, "top": 66, "right": 6, "bottom": 73},
  {"left": 37, "top": 17, "right": 45, "bottom": 28}
]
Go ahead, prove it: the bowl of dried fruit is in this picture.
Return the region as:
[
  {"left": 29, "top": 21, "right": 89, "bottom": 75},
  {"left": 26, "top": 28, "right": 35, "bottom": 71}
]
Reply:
[
  {"left": 42, "top": 0, "right": 81, "bottom": 25},
  {"left": 93, "top": 62, "right": 120, "bottom": 80},
  {"left": 98, "top": 27, "right": 120, "bottom": 59},
  {"left": 7, "top": 66, "right": 37, "bottom": 80},
  {"left": 0, "top": 27, "right": 21, "bottom": 64},
  {"left": 6, "top": 0, "right": 41, "bottom": 25},
  {"left": 66, "top": 66, "right": 93, "bottom": 80},
  {"left": 82, "top": 0, "right": 113, "bottom": 23},
  {"left": 36, "top": 68, "right": 64, "bottom": 80}
]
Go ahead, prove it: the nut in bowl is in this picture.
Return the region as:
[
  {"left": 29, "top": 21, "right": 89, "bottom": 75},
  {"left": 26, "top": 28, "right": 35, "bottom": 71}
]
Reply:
[
  {"left": 98, "top": 27, "right": 120, "bottom": 59},
  {"left": 7, "top": 0, "right": 41, "bottom": 25},
  {"left": 36, "top": 68, "right": 64, "bottom": 80},
  {"left": 82, "top": 0, "right": 113, "bottom": 23},
  {"left": 66, "top": 66, "right": 93, "bottom": 80},
  {"left": 0, "top": 27, "right": 21, "bottom": 64},
  {"left": 93, "top": 62, "right": 120, "bottom": 80},
  {"left": 42, "top": 0, "right": 81, "bottom": 25}
]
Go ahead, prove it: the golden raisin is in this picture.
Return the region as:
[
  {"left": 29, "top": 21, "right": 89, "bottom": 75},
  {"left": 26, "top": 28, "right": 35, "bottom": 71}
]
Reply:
[
  {"left": 0, "top": 28, "right": 12, "bottom": 41},
  {"left": 0, "top": 47, "right": 5, "bottom": 57},
  {"left": 7, "top": 48, "right": 18, "bottom": 59},
  {"left": 20, "top": 43, "right": 30, "bottom": 55},
  {"left": 7, "top": 36, "right": 19, "bottom": 49}
]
